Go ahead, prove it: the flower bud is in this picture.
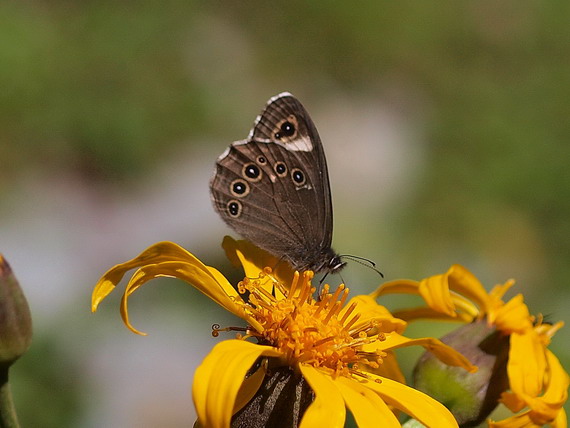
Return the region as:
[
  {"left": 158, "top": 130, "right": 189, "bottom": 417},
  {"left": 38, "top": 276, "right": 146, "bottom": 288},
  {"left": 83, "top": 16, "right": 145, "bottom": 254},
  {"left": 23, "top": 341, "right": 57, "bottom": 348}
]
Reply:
[
  {"left": 0, "top": 255, "right": 32, "bottom": 368},
  {"left": 413, "top": 320, "right": 509, "bottom": 427}
]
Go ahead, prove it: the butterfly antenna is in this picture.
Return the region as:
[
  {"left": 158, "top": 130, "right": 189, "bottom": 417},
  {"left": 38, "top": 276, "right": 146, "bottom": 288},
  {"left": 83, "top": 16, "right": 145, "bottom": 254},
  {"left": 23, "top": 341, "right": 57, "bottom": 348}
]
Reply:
[
  {"left": 319, "top": 271, "right": 330, "bottom": 285},
  {"left": 341, "top": 255, "right": 384, "bottom": 278}
]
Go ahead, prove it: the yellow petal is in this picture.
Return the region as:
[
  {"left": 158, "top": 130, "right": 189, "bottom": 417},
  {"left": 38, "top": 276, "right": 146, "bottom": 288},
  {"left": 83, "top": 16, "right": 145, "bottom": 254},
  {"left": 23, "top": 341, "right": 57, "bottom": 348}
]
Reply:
[
  {"left": 391, "top": 307, "right": 472, "bottom": 323},
  {"left": 524, "top": 350, "right": 569, "bottom": 426},
  {"left": 542, "top": 350, "right": 569, "bottom": 405},
  {"left": 361, "top": 372, "right": 459, "bottom": 428},
  {"left": 371, "top": 266, "right": 486, "bottom": 320},
  {"left": 535, "top": 321, "right": 564, "bottom": 346},
  {"left": 298, "top": 365, "right": 345, "bottom": 428},
  {"left": 488, "top": 411, "right": 535, "bottom": 428},
  {"left": 335, "top": 376, "right": 400, "bottom": 428},
  {"left": 501, "top": 391, "right": 527, "bottom": 413},
  {"left": 492, "top": 294, "right": 533, "bottom": 334},
  {"left": 553, "top": 408, "right": 567, "bottom": 428},
  {"left": 364, "top": 332, "right": 477, "bottom": 373},
  {"left": 445, "top": 265, "right": 491, "bottom": 312},
  {"left": 222, "top": 236, "right": 294, "bottom": 290},
  {"left": 339, "top": 295, "right": 407, "bottom": 334},
  {"left": 508, "top": 331, "right": 546, "bottom": 399},
  {"left": 117, "top": 261, "right": 262, "bottom": 335},
  {"left": 232, "top": 361, "right": 267, "bottom": 414},
  {"left": 488, "top": 279, "right": 516, "bottom": 302},
  {"left": 192, "top": 340, "right": 281, "bottom": 428},
  {"left": 418, "top": 272, "right": 457, "bottom": 317},
  {"left": 92, "top": 241, "right": 227, "bottom": 311},
  {"left": 370, "top": 279, "right": 421, "bottom": 299},
  {"left": 366, "top": 350, "right": 407, "bottom": 384}
]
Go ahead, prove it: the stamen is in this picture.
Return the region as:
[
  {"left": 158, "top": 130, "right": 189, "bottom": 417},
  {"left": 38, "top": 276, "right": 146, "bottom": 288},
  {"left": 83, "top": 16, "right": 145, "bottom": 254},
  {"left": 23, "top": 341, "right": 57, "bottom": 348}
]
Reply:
[
  {"left": 251, "top": 296, "right": 273, "bottom": 312},
  {"left": 337, "top": 289, "right": 349, "bottom": 313},
  {"left": 214, "top": 267, "right": 387, "bottom": 382},
  {"left": 314, "top": 293, "right": 332, "bottom": 316},
  {"left": 344, "top": 313, "right": 361, "bottom": 331},
  {"left": 288, "top": 271, "right": 300, "bottom": 298},
  {"left": 340, "top": 302, "right": 357, "bottom": 325},
  {"left": 324, "top": 301, "right": 341, "bottom": 324},
  {"left": 297, "top": 279, "right": 312, "bottom": 304},
  {"left": 211, "top": 324, "right": 249, "bottom": 337},
  {"left": 313, "top": 336, "right": 336, "bottom": 347},
  {"left": 330, "top": 284, "right": 345, "bottom": 304},
  {"left": 237, "top": 281, "right": 246, "bottom": 294},
  {"left": 349, "top": 321, "right": 376, "bottom": 338},
  {"left": 319, "top": 284, "right": 330, "bottom": 300},
  {"left": 273, "top": 279, "right": 288, "bottom": 297}
]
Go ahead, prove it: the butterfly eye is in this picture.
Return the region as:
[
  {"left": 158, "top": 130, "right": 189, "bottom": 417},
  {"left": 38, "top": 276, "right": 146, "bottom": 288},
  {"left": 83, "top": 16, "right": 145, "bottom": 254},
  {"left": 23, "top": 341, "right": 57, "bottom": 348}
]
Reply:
[
  {"left": 274, "top": 161, "right": 287, "bottom": 177},
  {"left": 291, "top": 168, "right": 306, "bottom": 186},
  {"left": 274, "top": 119, "right": 297, "bottom": 139},
  {"left": 230, "top": 179, "right": 249, "bottom": 197},
  {"left": 227, "top": 200, "right": 242, "bottom": 217},
  {"left": 281, "top": 121, "right": 295, "bottom": 136},
  {"left": 242, "top": 163, "right": 262, "bottom": 182}
]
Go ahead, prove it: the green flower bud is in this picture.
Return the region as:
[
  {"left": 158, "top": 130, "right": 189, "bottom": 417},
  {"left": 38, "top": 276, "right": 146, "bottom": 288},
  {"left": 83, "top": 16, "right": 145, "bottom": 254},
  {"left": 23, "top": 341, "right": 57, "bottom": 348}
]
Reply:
[
  {"left": 413, "top": 320, "right": 509, "bottom": 427},
  {"left": 0, "top": 255, "right": 32, "bottom": 368}
]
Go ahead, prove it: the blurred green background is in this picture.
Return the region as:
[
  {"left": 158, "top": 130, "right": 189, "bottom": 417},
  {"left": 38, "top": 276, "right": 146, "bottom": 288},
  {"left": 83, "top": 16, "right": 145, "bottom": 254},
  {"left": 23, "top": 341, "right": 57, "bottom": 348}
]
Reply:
[{"left": 1, "top": 1, "right": 568, "bottom": 426}]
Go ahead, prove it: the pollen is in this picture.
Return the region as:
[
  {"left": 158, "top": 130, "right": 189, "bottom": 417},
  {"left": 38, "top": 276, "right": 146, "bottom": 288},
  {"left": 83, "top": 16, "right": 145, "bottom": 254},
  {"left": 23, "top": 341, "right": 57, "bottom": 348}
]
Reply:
[{"left": 233, "top": 269, "right": 386, "bottom": 378}]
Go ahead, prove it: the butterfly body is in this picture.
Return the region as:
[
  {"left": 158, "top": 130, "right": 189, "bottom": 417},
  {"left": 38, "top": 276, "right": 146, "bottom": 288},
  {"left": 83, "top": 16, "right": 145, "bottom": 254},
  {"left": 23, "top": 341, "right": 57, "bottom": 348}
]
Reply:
[{"left": 210, "top": 93, "right": 345, "bottom": 274}]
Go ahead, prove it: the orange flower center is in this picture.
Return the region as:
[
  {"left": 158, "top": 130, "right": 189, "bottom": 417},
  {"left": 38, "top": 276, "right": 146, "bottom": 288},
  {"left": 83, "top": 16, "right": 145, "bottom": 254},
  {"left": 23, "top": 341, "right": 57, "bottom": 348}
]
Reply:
[{"left": 218, "top": 268, "right": 385, "bottom": 378}]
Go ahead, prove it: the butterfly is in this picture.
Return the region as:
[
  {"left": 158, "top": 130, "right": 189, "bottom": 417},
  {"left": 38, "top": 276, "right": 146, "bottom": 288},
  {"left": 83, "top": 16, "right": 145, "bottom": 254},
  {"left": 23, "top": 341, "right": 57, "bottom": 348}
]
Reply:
[{"left": 210, "top": 92, "right": 345, "bottom": 275}]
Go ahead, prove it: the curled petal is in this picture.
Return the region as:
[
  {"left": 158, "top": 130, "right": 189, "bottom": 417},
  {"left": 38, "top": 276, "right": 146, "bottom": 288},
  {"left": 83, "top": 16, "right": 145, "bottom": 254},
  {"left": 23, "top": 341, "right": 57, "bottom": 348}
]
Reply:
[
  {"left": 92, "top": 242, "right": 200, "bottom": 310},
  {"left": 192, "top": 340, "right": 281, "bottom": 428},
  {"left": 526, "top": 350, "right": 568, "bottom": 426},
  {"left": 92, "top": 241, "right": 234, "bottom": 311},
  {"left": 370, "top": 279, "right": 421, "bottom": 299},
  {"left": 371, "top": 267, "right": 481, "bottom": 321},
  {"left": 118, "top": 261, "right": 262, "bottom": 335},
  {"left": 418, "top": 272, "right": 457, "bottom": 317},
  {"left": 445, "top": 265, "right": 491, "bottom": 312}
]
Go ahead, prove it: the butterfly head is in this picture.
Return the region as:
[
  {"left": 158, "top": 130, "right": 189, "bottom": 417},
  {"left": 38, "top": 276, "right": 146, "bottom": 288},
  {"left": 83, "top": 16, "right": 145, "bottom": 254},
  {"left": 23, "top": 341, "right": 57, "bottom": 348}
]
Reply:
[
  {"left": 309, "top": 248, "right": 346, "bottom": 275},
  {"left": 328, "top": 255, "right": 347, "bottom": 274}
]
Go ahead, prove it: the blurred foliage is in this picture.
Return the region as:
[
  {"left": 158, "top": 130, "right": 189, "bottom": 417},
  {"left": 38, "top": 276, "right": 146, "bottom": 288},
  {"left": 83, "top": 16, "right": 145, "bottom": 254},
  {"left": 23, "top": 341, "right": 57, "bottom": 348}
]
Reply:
[
  {"left": 11, "top": 334, "right": 84, "bottom": 428},
  {"left": 1, "top": 0, "right": 569, "bottom": 426},
  {"left": 0, "top": 0, "right": 210, "bottom": 181}
]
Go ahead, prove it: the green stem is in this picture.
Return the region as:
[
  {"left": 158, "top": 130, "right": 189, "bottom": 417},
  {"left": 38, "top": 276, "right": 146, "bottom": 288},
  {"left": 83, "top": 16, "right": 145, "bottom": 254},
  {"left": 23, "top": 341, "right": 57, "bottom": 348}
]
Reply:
[{"left": 0, "top": 366, "right": 19, "bottom": 428}]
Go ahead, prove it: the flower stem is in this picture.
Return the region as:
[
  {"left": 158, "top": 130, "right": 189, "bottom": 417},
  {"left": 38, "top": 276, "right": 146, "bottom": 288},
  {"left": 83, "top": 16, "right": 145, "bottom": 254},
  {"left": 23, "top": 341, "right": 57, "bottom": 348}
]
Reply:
[{"left": 0, "top": 366, "right": 20, "bottom": 428}]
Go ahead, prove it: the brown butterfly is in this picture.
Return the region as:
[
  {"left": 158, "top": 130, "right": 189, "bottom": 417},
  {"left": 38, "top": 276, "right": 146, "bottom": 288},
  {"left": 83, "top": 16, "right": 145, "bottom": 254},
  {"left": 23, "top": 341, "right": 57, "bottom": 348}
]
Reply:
[{"left": 210, "top": 93, "right": 345, "bottom": 274}]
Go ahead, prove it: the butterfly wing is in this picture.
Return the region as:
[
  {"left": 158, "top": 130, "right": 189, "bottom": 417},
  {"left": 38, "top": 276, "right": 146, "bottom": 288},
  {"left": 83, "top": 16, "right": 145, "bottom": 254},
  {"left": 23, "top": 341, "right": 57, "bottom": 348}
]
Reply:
[{"left": 210, "top": 93, "right": 334, "bottom": 271}]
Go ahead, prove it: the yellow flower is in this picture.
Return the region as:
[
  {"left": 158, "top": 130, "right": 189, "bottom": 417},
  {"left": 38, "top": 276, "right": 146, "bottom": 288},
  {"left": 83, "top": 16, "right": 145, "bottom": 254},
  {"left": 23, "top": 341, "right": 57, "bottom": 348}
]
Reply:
[
  {"left": 373, "top": 264, "right": 569, "bottom": 427},
  {"left": 92, "top": 238, "right": 476, "bottom": 428}
]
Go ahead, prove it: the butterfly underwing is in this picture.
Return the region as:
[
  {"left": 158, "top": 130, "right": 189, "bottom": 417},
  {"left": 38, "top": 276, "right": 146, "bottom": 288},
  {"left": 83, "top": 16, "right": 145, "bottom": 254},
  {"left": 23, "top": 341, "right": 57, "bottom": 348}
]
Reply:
[{"left": 210, "top": 93, "right": 345, "bottom": 274}]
